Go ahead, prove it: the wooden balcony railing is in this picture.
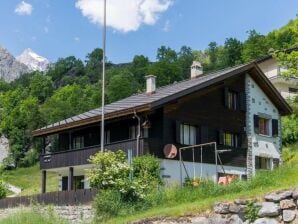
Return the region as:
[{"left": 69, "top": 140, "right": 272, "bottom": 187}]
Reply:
[{"left": 40, "top": 138, "right": 150, "bottom": 169}]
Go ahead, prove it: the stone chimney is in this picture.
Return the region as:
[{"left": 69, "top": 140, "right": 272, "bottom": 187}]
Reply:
[
  {"left": 191, "top": 61, "right": 203, "bottom": 79},
  {"left": 145, "top": 75, "right": 156, "bottom": 95}
]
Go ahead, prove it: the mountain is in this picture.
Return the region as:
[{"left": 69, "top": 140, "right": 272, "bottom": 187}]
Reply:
[
  {"left": 0, "top": 46, "right": 29, "bottom": 82},
  {"left": 16, "top": 48, "right": 49, "bottom": 72}
]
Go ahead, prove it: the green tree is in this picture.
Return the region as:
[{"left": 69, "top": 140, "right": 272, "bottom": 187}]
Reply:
[
  {"left": 47, "top": 56, "right": 85, "bottom": 88},
  {"left": 275, "top": 51, "right": 298, "bottom": 78},
  {"left": 223, "top": 38, "right": 243, "bottom": 66},
  {"left": 130, "top": 55, "right": 150, "bottom": 86},
  {"left": 40, "top": 84, "right": 99, "bottom": 124},
  {"left": 107, "top": 69, "right": 138, "bottom": 103},
  {"left": 149, "top": 46, "right": 183, "bottom": 86},
  {"left": 29, "top": 72, "right": 54, "bottom": 103},
  {"left": 178, "top": 46, "right": 195, "bottom": 79},
  {"left": 242, "top": 30, "right": 269, "bottom": 62}
]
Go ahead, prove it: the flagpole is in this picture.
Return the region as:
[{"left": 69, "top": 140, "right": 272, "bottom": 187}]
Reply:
[{"left": 100, "top": 0, "right": 106, "bottom": 152}]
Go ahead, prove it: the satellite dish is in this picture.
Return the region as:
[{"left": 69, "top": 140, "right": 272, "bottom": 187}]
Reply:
[{"left": 163, "top": 144, "right": 177, "bottom": 159}]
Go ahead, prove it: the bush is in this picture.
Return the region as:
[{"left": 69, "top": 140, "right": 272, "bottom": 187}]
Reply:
[
  {"left": 19, "top": 149, "right": 39, "bottom": 167},
  {"left": 89, "top": 151, "right": 163, "bottom": 221},
  {"left": 94, "top": 190, "right": 122, "bottom": 222},
  {"left": 0, "top": 179, "right": 7, "bottom": 199},
  {"left": 133, "top": 155, "right": 162, "bottom": 185}
]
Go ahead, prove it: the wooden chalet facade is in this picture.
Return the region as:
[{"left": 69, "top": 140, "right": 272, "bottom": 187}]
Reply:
[{"left": 32, "top": 62, "right": 291, "bottom": 193}]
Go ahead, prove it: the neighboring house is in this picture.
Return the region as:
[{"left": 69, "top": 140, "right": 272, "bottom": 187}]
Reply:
[
  {"left": 257, "top": 46, "right": 298, "bottom": 99},
  {"left": 32, "top": 62, "right": 291, "bottom": 193}
]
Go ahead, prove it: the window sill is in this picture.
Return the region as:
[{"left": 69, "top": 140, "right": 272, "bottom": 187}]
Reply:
[{"left": 257, "top": 134, "right": 273, "bottom": 138}]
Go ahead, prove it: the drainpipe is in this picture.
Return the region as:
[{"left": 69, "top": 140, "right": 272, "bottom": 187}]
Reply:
[{"left": 134, "top": 110, "right": 141, "bottom": 156}]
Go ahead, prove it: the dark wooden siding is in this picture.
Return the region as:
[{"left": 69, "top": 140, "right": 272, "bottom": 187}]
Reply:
[{"left": 159, "top": 75, "right": 247, "bottom": 167}]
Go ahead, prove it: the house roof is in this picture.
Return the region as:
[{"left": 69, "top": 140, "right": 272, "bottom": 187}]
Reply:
[{"left": 32, "top": 62, "right": 292, "bottom": 137}]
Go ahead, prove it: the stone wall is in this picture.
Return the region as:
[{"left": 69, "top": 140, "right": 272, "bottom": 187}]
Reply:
[
  {"left": 138, "top": 187, "right": 298, "bottom": 224},
  {"left": 0, "top": 205, "right": 94, "bottom": 224}
]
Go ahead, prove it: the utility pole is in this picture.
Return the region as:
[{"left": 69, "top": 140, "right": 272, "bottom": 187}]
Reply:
[{"left": 100, "top": 0, "right": 107, "bottom": 152}]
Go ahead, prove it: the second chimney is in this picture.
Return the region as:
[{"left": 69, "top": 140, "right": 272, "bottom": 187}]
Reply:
[
  {"left": 191, "top": 61, "right": 203, "bottom": 79},
  {"left": 145, "top": 75, "right": 156, "bottom": 95}
]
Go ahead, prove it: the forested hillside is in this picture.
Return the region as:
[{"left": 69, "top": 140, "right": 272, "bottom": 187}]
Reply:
[{"left": 0, "top": 18, "right": 297, "bottom": 168}]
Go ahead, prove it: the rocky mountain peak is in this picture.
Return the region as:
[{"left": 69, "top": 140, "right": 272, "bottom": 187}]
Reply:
[{"left": 16, "top": 48, "right": 49, "bottom": 72}]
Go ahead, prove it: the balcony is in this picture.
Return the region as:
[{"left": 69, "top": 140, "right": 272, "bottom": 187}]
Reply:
[{"left": 40, "top": 138, "right": 150, "bottom": 170}]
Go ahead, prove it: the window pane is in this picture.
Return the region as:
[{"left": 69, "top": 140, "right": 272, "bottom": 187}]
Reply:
[
  {"left": 189, "top": 126, "right": 196, "bottom": 145},
  {"left": 184, "top": 125, "right": 189, "bottom": 145}
]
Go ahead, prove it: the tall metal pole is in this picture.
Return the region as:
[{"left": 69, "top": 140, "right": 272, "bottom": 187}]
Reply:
[{"left": 100, "top": 0, "right": 107, "bottom": 152}]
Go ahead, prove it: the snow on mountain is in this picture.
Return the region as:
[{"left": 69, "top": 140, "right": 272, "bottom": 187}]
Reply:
[
  {"left": 0, "top": 45, "right": 30, "bottom": 82},
  {"left": 16, "top": 48, "right": 49, "bottom": 72}
]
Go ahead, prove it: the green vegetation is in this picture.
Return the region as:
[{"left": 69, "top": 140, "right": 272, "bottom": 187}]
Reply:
[
  {"left": 105, "top": 147, "right": 298, "bottom": 224},
  {"left": 0, "top": 17, "right": 297, "bottom": 167},
  {"left": 1, "top": 165, "right": 58, "bottom": 196},
  {"left": 0, "top": 209, "right": 67, "bottom": 224},
  {"left": 89, "top": 152, "right": 161, "bottom": 222}
]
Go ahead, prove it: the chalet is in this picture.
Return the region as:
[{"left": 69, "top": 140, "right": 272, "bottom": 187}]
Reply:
[
  {"left": 32, "top": 62, "right": 291, "bottom": 193},
  {"left": 257, "top": 46, "right": 298, "bottom": 99}
]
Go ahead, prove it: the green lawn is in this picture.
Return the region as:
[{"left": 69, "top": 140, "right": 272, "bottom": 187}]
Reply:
[
  {"left": 2, "top": 165, "right": 58, "bottom": 196},
  {"left": 107, "top": 147, "right": 298, "bottom": 224},
  {"left": 0, "top": 209, "right": 67, "bottom": 224}
]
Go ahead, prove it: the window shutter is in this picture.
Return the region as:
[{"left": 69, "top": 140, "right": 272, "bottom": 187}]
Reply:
[
  {"left": 224, "top": 87, "right": 229, "bottom": 107},
  {"left": 254, "top": 115, "right": 259, "bottom": 134},
  {"left": 218, "top": 130, "right": 224, "bottom": 145},
  {"left": 239, "top": 92, "right": 246, "bottom": 111},
  {"left": 272, "top": 119, "right": 278, "bottom": 137},
  {"left": 176, "top": 121, "right": 181, "bottom": 144}
]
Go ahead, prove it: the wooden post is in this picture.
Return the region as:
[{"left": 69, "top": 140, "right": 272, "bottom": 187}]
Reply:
[
  {"left": 42, "top": 170, "right": 46, "bottom": 193},
  {"left": 68, "top": 167, "right": 74, "bottom": 191},
  {"left": 42, "top": 137, "right": 46, "bottom": 154}
]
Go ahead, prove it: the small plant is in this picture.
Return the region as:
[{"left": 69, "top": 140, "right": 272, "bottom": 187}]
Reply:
[
  {"left": 244, "top": 201, "right": 260, "bottom": 223},
  {"left": 0, "top": 179, "right": 7, "bottom": 199}
]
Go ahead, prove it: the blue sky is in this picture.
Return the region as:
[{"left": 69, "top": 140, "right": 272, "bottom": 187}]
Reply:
[{"left": 0, "top": 0, "right": 297, "bottom": 63}]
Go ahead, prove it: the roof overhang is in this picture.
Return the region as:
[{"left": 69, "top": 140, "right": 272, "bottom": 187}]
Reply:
[{"left": 32, "top": 105, "right": 150, "bottom": 137}]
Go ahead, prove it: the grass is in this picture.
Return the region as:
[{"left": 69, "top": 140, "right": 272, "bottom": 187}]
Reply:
[
  {"left": 0, "top": 209, "right": 68, "bottom": 224},
  {"left": 1, "top": 164, "right": 58, "bottom": 196},
  {"left": 106, "top": 146, "right": 298, "bottom": 224}
]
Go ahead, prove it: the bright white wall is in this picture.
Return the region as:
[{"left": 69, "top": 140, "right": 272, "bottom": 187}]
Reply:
[
  {"left": 245, "top": 75, "right": 281, "bottom": 175},
  {"left": 258, "top": 58, "right": 279, "bottom": 79},
  {"left": 160, "top": 159, "right": 246, "bottom": 185}
]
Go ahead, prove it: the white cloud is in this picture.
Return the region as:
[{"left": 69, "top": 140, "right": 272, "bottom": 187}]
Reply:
[
  {"left": 162, "top": 19, "right": 170, "bottom": 32},
  {"left": 75, "top": 0, "right": 172, "bottom": 32},
  {"left": 15, "top": 1, "right": 33, "bottom": 16},
  {"left": 74, "top": 37, "right": 80, "bottom": 42}
]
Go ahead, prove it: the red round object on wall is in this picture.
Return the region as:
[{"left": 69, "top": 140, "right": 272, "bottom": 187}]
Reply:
[{"left": 163, "top": 144, "right": 177, "bottom": 159}]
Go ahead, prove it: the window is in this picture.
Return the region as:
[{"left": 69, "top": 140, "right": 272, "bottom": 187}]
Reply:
[
  {"left": 259, "top": 117, "right": 270, "bottom": 135},
  {"left": 179, "top": 124, "right": 196, "bottom": 145},
  {"left": 105, "top": 130, "right": 110, "bottom": 144},
  {"left": 255, "top": 156, "right": 271, "bottom": 170},
  {"left": 227, "top": 91, "right": 238, "bottom": 110},
  {"left": 73, "top": 136, "right": 84, "bottom": 149},
  {"left": 143, "top": 128, "right": 149, "bottom": 138},
  {"left": 219, "top": 131, "right": 239, "bottom": 147}
]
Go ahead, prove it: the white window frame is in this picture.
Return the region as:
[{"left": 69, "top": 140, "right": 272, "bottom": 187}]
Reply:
[{"left": 180, "top": 124, "right": 196, "bottom": 145}]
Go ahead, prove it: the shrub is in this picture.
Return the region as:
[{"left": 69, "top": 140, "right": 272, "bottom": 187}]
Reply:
[
  {"left": 19, "top": 149, "right": 39, "bottom": 167},
  {"left": 0, "top": 179, "right": 7, "bottom": 199},
  {"left": 245, "top": 201, "right": 261, "bottom": 222},
  {"left": 94, "top": 189, "right": 122, "bottom": 222},
  {"left": 89, "top": 151, "right": 163, "bottom": 221},
  {"left": 133, "top": 155, "right": 163, "bottom": 185}
]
